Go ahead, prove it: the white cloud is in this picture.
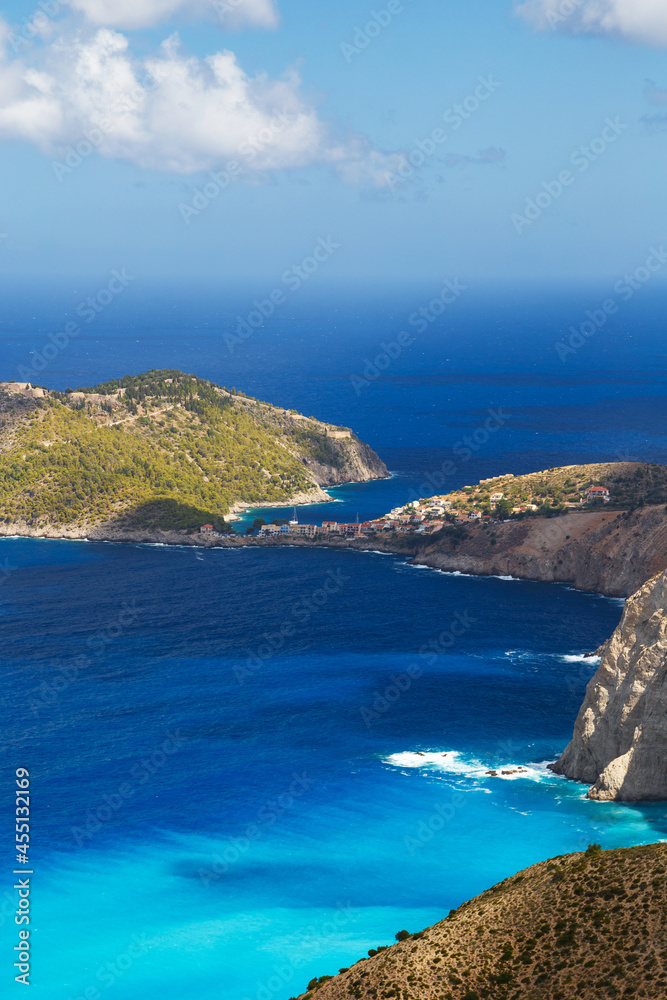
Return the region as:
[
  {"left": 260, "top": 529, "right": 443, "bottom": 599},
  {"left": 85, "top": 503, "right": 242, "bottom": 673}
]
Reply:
[
  {"left": 0, "top": 24, "right": 403, "bottom": 184},
  {"left": 68, "top": 0, "right": 280, "bottom": 31},
  {"left": 515, "top": 0, "right": 667, "bottom": 47}
]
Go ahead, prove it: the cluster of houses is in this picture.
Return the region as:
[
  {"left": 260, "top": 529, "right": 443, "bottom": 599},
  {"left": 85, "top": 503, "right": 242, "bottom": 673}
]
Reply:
[
  {"left": 254, "top": 507, "right": 492, "bottom": 539},
  {"left": 199, "top": 484, "right": 612, "bottom": 539}
]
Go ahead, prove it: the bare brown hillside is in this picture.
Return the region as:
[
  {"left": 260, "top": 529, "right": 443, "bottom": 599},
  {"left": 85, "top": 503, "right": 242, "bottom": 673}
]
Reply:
[{"left": 293, "top": 844, "right": 667, "bottom": 1000}]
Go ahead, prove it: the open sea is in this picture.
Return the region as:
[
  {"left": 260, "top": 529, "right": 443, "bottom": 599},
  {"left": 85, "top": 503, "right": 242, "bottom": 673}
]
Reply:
[{"left": 2, "top": 281, "right": 667, "bottom": 999}]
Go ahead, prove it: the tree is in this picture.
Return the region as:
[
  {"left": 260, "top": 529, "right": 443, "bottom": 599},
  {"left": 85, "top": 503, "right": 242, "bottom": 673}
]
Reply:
[{"left": 495, "top": 498, "right": 512, "bottom": 520}]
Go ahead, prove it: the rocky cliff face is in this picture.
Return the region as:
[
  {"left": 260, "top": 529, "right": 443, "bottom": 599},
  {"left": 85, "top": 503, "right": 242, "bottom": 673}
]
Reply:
[
  {"left": 305, "top": 435, "right": 388, "bottom": 488},
  {"left": 551, "top": 569, "right": 667, "bottom": 801},
  {"left": 413, "top": 504, "right": 667, "bottom": 597}
]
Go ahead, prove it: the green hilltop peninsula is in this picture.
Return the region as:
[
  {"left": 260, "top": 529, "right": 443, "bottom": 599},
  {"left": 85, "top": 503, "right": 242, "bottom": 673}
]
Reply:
[{"left": 0, "top": 370, "right": 387, "bottom": 534}]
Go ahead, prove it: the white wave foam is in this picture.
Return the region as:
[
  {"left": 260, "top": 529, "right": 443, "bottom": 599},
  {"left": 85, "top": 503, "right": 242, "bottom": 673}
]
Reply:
[
  {"left": 384, "top": 750, "right": 556, "bottom": 784},
  {"left": 560, "top": 654, "right": 600, "bottom": 665},
  {"left": 435, "top": 570, "right": 475, "bottom": 578},
  {"left": 502, "top": 650, "right": 601, "bottom": 667},
  {"left": 137, "top": 542, "right": 200, "bottom": 550},
  {"left": 491, "top": 574, "right": 520, "bottom": 582}
]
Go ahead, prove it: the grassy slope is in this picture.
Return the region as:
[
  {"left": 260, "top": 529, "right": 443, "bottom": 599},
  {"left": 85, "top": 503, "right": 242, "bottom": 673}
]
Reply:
[
  {"left": 0, "top": 370, "right": 383, "bottom": 531},
  {"left": 414, "top": 463, "right": 667, "bottom": 518},
  {"left": 299, "top": 844, "right": 667, "bottom": 1000}
]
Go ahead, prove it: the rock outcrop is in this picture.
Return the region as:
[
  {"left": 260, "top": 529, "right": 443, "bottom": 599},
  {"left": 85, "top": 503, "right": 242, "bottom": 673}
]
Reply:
[
  {"left": 413, "top": 504, "right": 667, "bottom": 597},
  {"left": 551, "top": 569, "right": 667, "bottom": 801}
]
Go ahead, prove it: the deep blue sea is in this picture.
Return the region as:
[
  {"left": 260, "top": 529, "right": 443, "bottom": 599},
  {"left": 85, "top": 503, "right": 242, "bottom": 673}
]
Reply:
[{"left": 1, "top": 282, "right": 667, "bottom": 999}]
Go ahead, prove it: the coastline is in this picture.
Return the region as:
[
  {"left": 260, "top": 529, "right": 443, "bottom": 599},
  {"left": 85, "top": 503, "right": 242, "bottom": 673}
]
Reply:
[
  {"left": 3, "top": 503, "right": 667, "bottom": 597},
  {"left": 226, "top": 484, "right": 335, "bottom": 521}
]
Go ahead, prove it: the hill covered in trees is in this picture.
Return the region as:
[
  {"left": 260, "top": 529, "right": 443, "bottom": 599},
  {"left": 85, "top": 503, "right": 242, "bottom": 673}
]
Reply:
[
  {"left": 295, "top": 843, "right": 667, "bottom": 1000},
  {"left": 0, "top": 371, "right": 386, "bottom": 532}
]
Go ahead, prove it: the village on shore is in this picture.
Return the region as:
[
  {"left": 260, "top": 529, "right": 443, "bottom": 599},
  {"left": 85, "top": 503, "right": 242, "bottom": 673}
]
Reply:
[{"left": 199, "top": 479, "right": 611, "bottom": 538}]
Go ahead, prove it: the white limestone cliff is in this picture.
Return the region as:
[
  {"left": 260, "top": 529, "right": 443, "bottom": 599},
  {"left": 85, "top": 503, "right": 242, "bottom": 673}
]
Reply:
[{"left": 551, "top": 570, "right": 667, "bottom": 801}]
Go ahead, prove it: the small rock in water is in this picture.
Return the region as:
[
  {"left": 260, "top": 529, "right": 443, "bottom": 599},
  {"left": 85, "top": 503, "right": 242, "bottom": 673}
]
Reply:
[{"left": 486, "top": 770, "right": 498, "bottom": 776}]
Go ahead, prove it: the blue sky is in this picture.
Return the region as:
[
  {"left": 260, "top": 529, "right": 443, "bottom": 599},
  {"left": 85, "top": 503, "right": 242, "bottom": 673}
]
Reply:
[{"left": 0, "top": 0, "right": 666, "bottom": 284}]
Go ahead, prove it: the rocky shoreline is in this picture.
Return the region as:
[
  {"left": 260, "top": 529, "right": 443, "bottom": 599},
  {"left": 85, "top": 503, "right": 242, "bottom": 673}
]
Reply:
[
  {"left": 411, "top": 504, "right": 667, "bottom": 597},
  {"left": 3, "top": 503, "right": 667, "bottom": 597}
]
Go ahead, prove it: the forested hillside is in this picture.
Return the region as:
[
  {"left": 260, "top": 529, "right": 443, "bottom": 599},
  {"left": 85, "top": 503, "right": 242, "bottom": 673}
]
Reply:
[{"left": 0, "top": 371, "right": 386, "bottom": 531}]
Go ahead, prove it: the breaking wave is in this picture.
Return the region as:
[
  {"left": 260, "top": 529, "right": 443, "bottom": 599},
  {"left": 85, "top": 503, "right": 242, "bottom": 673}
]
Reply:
[{"left": 383, "top": 750, "right": 561, "bottom": 785}]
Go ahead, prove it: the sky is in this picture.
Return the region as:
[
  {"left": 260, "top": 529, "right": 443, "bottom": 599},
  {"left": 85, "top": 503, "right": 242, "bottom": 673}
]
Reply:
[{"left": 0, "top": 0, "right": 666, "bottom": 284}]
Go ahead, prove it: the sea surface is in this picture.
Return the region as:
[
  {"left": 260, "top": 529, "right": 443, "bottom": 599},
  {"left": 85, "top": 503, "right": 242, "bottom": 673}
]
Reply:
[{"left": 1, "top": 283, "right": 667, "bottom": 998}]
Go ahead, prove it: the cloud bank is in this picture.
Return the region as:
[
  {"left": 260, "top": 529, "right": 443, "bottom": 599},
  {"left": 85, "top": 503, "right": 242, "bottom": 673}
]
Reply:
[
  {"left": 515, "top": 0, "right": 667, "bottom": 47},
  {"left": 0, "top": 24, "right": 403, "bottom": 184}
]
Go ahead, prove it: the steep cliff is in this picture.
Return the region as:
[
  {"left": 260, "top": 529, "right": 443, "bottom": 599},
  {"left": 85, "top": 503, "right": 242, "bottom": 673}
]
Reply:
[
  {"left": 551, "top": 570, "right": 667, "bottom": 801},
  {"left": 412, "top": 504, "right": 667, "bottom": 597}
]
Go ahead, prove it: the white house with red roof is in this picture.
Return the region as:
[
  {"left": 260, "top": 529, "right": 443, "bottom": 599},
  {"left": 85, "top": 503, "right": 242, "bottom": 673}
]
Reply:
[{"left": 586, "top": 486, "right": 610, "bottom": 503}]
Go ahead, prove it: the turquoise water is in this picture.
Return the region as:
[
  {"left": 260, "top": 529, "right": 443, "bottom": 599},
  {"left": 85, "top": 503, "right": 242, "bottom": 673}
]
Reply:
[
  {"left": 2, "top": 283, "right": 667, "bottom": 996},
  {"left": 1, "top": 539, "right": 665, "bottom": 1000}
]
